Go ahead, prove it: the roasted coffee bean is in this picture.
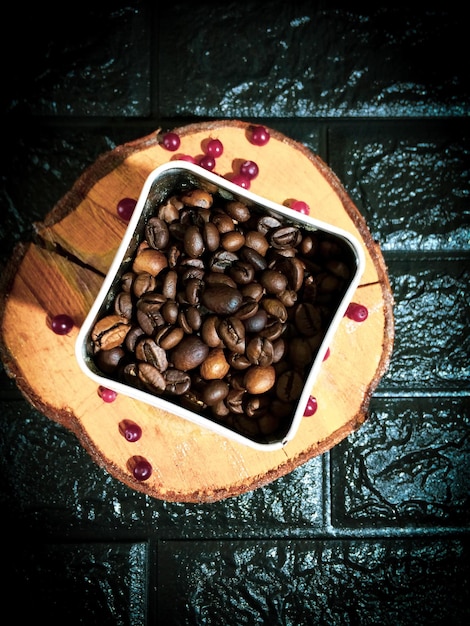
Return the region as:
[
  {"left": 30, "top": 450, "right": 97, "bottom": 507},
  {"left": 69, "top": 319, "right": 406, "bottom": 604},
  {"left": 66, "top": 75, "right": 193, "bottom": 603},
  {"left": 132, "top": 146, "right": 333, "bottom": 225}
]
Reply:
[
  {"left": 162, "top": 269, "right": 178, "bottom": 299},
  {"left": 212, "top": 211, "right": 235, "bottom": 233},
  {"left": 204, "top": 271, "right": 238, "bottom": 289},
  {"left": 288, "top": 337, "right": 313, "bottom": 368},
  {"left": 277, "top": 289, "right": 298, "bottom": 308},
  {"left": 137, "top": 362, "right": 166, "bottom": 392},
  {"left": 184, "top": 225, "right": 205, "bottom": 257},
  {"left": 211, "top": 399, "right": 230, "bottom": 417},
  {"left": 91, "top": 315, "right": 130, "bottom": 352},
  {"left": 132, "top": 248, "right": 168, "bottom": 276},
  {"left": 201, "top": 380, "right": 229, "bottom": 406},
  {"left": 267, "top": 225, "right": 302, "bottom": 249},
  {"left": 259, "top": 319, "right": 284, "bottom": 341},
  {"left": 185, "top": 305, "right": 202, "bottom": 331},
  {"left": 244, "top": 308, "right": 268, "bottom": 333},
  {"left": 94, "top": 346, "right": 125, "bottom": 374},
  {"left": 125, "top": 325, "right": 145, "bottom": 352},
  {"left": 240, "top": 282, "right": 264, "bottom": 302},
  {"left": 240, "top": 246, "right": 268, "bottom": 271},
  {"left": 161, "top": 300, "right": 179, "bottom": 324},
  {"left": 274, "top": 257, "right": 305, "bottom": 291},
  {"left": 164, "top": 368, "right": 191, "bottom": 395},
  {"left": 201, "top": 315, "right": 222, "bottom": 348},
  {"left": 244, "top": 365, "right": 276, "bottom": 394},
  {"left": 170, "top": 335, "right": 210, "bottom": 371},
  {"left": 136, "top": 302, "right": 165, "bottom": 336},
  {"left": 226, "top": 352, "right": 251, "bottom": 370},
  {"left": 225, "top": 388, "right": 245, "bottom": 413},
  {"left": 294, "top": 302, "right": 322, "bottom": 336},
  {"left": 225, "top": 200, "right": 251, "bottom": 222},
  {"left": 261, "top": 298, "right": 288, "bottom": 323},
  {"left": 185, "top": 277, "right": 203, "bottom": 305},
  {"left": 244, "top": 394, "right": 270, "bottom": 418},
  {"left": 221, "top": 230, "right": 245, "bottom": 252},
  {"left": 276, "top": 369, "right": 303, "bottom": 402},
  {"left": 202, "top": 222, "right": 220, "bottom": 251},
  {"left": 201, "top": 285, "right": 243, "bottom": 314},
  {"left": 209, "top": 250, "right": 239, "bottom": 272},
  {"left": 259, "top": 269, "right": 288, "bottom": 295},
  {"left": 200, "top": 348, "right": 230, "bottom": 380},
  {"left": 146, "top": 217, "right": 170, "bottom": 250},
  {"left": 181, "top": 188, "right": 213, "bottom": 208},
  {"left": 244, "top": 231, "right": 269, "bottom": 255},
  {"left": 233, "top": 299, "right": 258, "bottom": 321},
  {"left": 257, "top": 215, "right": 282, "bottom": 234},
  {"left": 217, "top": 316, "right": 246, "bottom": 354},
  {"left": 228, "top": 260, "right": 255, "bottom": 285},
  {"left": 135, "top": 337, "right": 168, "bottom": 371},
  {"left": 114, "top": 291, "right": 133, "bottom": 319},
  {"left": 246, "top": 336, "right": 274, "bottom": 366},
  {"left": 132, "top": 272, "right": 156, "bottom": 297},
  {"left": 121, "top": 271, "right": 135, "bottom": 292},
  {"left": 155, "top": 325, "right": 184, "bottom": 350}
]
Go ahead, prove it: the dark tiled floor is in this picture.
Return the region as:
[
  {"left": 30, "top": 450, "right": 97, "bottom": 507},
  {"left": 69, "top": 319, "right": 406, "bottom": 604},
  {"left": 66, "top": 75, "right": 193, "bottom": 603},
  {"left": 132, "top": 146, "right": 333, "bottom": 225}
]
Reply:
[{"left": 1, "top": 2, "right": 469, "bottom": 624}]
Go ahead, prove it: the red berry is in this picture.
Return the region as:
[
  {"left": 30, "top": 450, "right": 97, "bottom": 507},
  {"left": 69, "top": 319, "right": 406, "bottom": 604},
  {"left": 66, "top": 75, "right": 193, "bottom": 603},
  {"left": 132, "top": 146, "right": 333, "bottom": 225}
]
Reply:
[
  {"left": 119, "top": 419, "right": 142, "bottom": 442},
  {"left": 129, "top": 456, "right": 152, "bottom": 481},
  {"left": 291, "top": 200, "right": 310, "bottom": 215},
  {"left": 249, "top": 125, "right": 270, "bottom": 146},
  {"left": 98, "top": 386, "right": 117, "bottom": 403},
  {"left": 304, "top": 396, "right": 318, "bottom": 417},
  {"left": 50, "top": 314, "right": 74, "bottom": 335},
  {"left": 162, "top": 132, "right": 181, "bottom": 151},
  {"left": 230, "top": 174, "right": 251, "bottom": 188},
  {"left": 198, "top": 154, "right": 216, "bottom": 171},
  {"left": 345, "top": 303, "right": 369, "bottom": 322},
  {"left": 176, "top": 154, "right": 196, "bottom": 163},
  {"left": 239, "top": 160, "right": 259, "bottom": 179},
  {"left": 323, "top": 347, "right": 330, "bottom": 361},
  {"left": 116, "top": 197, "right": 137, "bottom": 221},
  {"left": 205, "top": 138, "right": 224, "bottom": 158}
]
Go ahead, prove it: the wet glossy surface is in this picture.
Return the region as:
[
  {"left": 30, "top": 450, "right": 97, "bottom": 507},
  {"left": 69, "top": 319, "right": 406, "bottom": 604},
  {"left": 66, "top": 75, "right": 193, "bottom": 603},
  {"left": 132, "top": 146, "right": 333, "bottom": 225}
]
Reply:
[{"left": 1, "top": 2, "right": 469, "bottom": 623}]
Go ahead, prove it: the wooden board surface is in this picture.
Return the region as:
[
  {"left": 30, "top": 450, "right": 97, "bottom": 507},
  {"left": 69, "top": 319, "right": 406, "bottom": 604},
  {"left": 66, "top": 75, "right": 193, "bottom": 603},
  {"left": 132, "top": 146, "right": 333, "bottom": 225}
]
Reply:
[{"left": 0, "top": 120, "right": 394, "bottom": 502}]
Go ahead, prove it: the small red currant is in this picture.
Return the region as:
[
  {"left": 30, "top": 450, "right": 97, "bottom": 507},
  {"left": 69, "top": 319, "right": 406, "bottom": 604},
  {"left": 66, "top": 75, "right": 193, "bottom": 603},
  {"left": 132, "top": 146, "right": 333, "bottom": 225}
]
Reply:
[
  {"left": 161, "top": 132, "right": 181, "bottom": 151},
  {"left": 119, "top": 419, "right": 142, "bottom": 442},
  {"left": 304, "top": 396, "right": 318, "bottom": 417},
  {"left": 198, "top": 154, "right": 216, "bottom": 171},
  {"left": 50, "top": 314, "right": 74, "bottom": 335},
  {"left": 98, "top": 386, "right": 117, "bottom": 403},
  {"left": 205, "top": 138, "right": 224, "bottom": 158},
  {"left": 129, "top": 456, "right": 152, "bottom": 481},
  {"left": 249, "top": 125, "right": 270, "bottom": 146},
  {"left": 323, "top": 347, "right": 330, "bottom": 361},
  {"left": 116, "top": 197, "right": 137, "bottom": 222},
  {"left": 345, "top": 303, "right": 369, "bottom": 322},
  {"left": 230, "top": 174, "right": 251, "bottom": 188},
  {"left": 175, "top": 154, "right": 196, "bottom": 163},
  {"left": 239, "top": 160, "right": 259, "bottom": 180},
  {"left": 291, "top": 200, "right": 310, "bottom": 215}
]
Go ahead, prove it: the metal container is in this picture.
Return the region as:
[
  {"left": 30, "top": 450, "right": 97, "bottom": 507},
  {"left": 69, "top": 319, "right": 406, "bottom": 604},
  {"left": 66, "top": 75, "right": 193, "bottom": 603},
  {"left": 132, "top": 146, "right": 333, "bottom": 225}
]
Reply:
[{"left": 75, "top": 161, "right": 365, "bottom": 450}]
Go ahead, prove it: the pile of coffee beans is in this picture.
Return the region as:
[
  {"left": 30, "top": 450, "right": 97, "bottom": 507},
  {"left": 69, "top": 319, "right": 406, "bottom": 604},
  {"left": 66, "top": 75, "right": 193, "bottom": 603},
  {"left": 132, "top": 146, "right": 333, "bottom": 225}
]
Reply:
[{"left": 90, "top": 185, "right": 354, "bottom": 443}]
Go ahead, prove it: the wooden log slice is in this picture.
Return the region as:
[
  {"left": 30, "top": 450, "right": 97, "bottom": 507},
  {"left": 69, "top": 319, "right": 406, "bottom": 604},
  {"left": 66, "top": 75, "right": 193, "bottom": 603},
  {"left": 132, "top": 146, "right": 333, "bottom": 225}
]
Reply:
[{"left": 0, "top": 120, "right": 394, "bottom": 502}]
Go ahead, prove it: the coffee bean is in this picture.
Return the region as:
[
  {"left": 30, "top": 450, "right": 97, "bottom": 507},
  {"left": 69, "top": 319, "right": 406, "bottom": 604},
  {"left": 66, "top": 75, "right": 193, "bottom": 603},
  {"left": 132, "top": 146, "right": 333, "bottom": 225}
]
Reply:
[
  {"left": 275, "top": 370, "right": 303, "bottom": 402},
  {"left": 201, "top": 285, "right": 243, "bottom": 314},
  {"left": 164, "top": 368, "right": 191, "bottom": 395},
  {"left": 146, "top": 217, "right": 170, "bottom": 250},
  {"left": 170, "top": 336, "right": 209, "bottom": 371},
  {"left": 244, "top": 365, "right": 276, "bottom": 394},
  {"left": 91, "top": 315, "right": 130, "bottom": 352}
]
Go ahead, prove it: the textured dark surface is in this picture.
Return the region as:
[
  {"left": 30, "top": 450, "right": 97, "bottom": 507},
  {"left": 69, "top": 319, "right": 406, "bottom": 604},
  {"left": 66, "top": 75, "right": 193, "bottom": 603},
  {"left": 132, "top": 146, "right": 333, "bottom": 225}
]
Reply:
[{"left": 1, "top": 2, "right": 469, "bottom": 624}]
